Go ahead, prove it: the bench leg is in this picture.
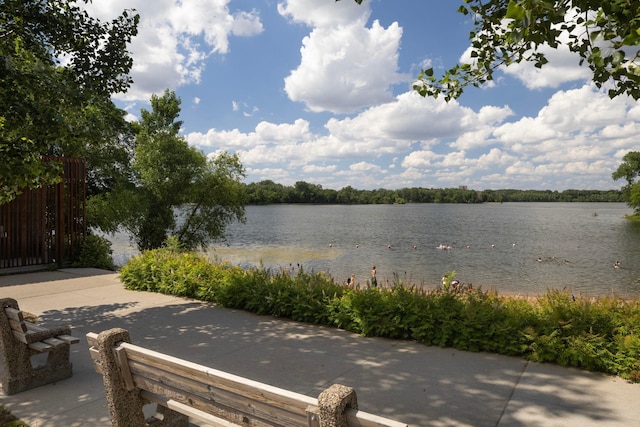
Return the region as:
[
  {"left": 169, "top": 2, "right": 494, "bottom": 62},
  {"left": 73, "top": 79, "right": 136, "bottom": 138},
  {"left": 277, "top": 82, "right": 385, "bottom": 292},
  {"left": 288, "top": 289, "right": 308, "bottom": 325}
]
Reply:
[
  {"left": 0, "top": 298, "right": 73, "bottom": 395},
  {"left": 318, "top": 384, "right": 359, "bottom": 427},
  {"left": 95, "top": 328, "right": 188, "bottom": 427}
]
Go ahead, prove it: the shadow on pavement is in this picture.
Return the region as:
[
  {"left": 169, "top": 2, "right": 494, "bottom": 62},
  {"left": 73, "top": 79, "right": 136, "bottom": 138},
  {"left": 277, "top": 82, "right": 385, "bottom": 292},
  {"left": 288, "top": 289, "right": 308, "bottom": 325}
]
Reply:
[
  {"left": 0, "top": 268, "right": 115, "bottom": 287},
  {"left": 14, "top": 300, "right": 628, "bottom": 427}
]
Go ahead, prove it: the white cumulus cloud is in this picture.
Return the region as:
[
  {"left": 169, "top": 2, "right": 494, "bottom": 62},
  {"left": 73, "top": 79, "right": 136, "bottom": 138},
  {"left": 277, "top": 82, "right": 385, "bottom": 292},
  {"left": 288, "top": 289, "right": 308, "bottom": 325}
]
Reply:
[
  {"left": 280, "top": 0, "right": 406, "bottom": 113},
  {"left": 82, "top": 0, "right": 263, "bottom": 102}
]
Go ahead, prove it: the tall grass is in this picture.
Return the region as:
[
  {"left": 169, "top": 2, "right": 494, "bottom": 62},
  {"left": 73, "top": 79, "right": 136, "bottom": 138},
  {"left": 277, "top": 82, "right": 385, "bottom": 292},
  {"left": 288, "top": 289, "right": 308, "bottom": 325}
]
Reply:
[{"left": 120, "top": 247, "right": 640, "bottom": 382}]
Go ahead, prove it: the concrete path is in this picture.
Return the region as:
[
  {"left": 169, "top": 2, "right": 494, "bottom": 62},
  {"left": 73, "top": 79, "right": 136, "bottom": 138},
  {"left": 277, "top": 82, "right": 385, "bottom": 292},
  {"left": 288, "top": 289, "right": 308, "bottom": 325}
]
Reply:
[{"left": 1, "top": 268, "right": 638, "bottom": 426}]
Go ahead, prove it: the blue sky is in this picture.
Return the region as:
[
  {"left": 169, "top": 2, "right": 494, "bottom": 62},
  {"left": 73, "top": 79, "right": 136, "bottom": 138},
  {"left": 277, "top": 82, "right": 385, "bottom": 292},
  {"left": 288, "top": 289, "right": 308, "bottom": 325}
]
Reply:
[{"left": 85, "top": 0, "right": 640, "bottom": 191}]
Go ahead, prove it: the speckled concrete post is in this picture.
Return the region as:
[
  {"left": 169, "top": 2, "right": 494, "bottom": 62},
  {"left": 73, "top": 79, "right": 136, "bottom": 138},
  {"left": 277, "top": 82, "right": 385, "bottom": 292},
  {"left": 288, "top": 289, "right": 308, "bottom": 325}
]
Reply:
[
  {"left": 0, "top": 298, "right": 72, "bottom": 395},
  {"left": 318, "top": 384, "right": 358, "bottom": 427},
  {"left": 95, "top": 328, "right": 188, "bottom": 427}
]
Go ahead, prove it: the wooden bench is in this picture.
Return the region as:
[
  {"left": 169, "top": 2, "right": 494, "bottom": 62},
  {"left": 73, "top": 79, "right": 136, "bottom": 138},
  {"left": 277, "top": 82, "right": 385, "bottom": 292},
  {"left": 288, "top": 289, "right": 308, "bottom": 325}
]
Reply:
[
  {"left": 0, "top": 297, "right": 79, "bottom": 395},
  {"left": 87, "top": 328, "right": 408, "bottom": 427}
]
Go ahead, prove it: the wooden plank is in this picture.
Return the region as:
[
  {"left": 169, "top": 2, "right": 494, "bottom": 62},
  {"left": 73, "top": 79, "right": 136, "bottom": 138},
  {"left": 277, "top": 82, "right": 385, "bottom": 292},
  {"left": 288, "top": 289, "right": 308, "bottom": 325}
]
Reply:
[
  {"left": 28, "top": 341, "right": 52, "bottom": 352},
  {"left": 42, "top": 337, "right": 66, "bottom": 348},
  {"left": 345, "top": 409, "right": 408, "bottom": 427},
  {"left": 122, "top": 343, "right": 316, "bottom": 410},
  {"left": 11, "top": 330, "right": 30, "bottom": 345},
  {"left": 114, "top": 346, "right": 135, "bottom": 391},
  {"left": 129, "top": 360, "right": 306, "bottom": 425},
  {"left": 137, "top": 375, "right": 265, "bottom": 426},
  {"left": 56, "top": 334, "right": 80, "bottom": 344},
  {"left": 86, "top": 333, "right": 104, "bottom": 374},
  {"left": 127, "top": 355, "right": 311, "bottom": 410},
  {"left": 4, "top": 307, "right": 24, "bottom": 322},
  {"left": 131, "top": 369, "right": 308, "bottom": 427},
  {"left": 86, "top": 332, "right": 99, "bottom": 346},
  {"left": 88, "top": 347, "right": 104, "bottom": 374},
  {"left": 141, "top": 391, "right": 242, "bottom": 427},
  {"left": 7, "top": 318, "right": 28, "bottom": 333},
  {"left": 25, "top": 322, "right": 47, "bottom": 332}
]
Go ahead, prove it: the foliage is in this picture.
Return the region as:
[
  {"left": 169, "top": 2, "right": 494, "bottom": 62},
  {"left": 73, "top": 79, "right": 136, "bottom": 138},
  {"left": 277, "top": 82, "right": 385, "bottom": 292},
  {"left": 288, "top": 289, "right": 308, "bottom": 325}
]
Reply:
[
  {"left": 72, "top": 234, "right": 116, "bottom": 271},
  {"left": 121, "top": 247, "right": 640, "bottom": 381},
  {"left": 89, "top": 90, "right": 246, "bottom": 251},
  {"left": 0, "top": 404, "right": 28, "bottom": 426},
  {"left": 612, "top": 151, "right": 640, "bottom": 214},
  {"left": 0, "top": 0, "right": 139, "bottom": 204},
  {"left": 345, "top": 0, "right": 640, "bottom": 101},
  {"left": 120, "top": 240, "right": 223, "bottom": 297},
  {"left": 244, "top": 180, "right": 622, "bottom": 205},
  {"left": 441, "top": 270, "right": 457, "bottom": 290}
]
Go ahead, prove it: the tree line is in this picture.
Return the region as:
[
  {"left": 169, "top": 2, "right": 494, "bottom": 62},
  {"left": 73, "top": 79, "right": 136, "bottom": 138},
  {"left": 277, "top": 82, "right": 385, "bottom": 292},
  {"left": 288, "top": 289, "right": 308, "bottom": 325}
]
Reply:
[{"left": 244, "top": 180, "right": 624, "bottom": 205}]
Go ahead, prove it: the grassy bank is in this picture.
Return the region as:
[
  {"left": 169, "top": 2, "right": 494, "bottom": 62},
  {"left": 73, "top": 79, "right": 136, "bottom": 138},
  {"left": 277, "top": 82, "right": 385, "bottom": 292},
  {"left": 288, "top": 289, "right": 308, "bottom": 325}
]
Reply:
[{"left": 120, "top": 245, "right": 640, "bottom": 382}]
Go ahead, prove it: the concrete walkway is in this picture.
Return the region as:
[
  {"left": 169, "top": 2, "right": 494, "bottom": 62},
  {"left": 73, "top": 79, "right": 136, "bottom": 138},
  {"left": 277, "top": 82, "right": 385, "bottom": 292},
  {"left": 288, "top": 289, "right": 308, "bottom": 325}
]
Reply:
[{"left": 1, "top": 268, "right": 638, "bottom": 426}]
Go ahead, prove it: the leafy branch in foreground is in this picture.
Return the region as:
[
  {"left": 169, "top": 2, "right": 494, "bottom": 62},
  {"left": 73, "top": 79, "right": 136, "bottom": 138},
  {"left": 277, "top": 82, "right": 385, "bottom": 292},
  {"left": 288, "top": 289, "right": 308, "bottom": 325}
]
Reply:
[
  {"left": 1, "top": 0, "right": 139, "bottom": 204},
  {"left": 345, "top": 0, "right": 640, "bottom": 101}
]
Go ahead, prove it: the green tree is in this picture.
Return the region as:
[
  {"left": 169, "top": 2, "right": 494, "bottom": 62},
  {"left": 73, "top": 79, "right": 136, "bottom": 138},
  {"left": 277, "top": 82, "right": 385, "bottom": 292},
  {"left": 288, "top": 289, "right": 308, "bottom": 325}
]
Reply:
[
  {"left": 293, "top": 181, "right": 324, "bottom": 203},
  {"left": 0, "top": 0, "right": 139, "bottom": 204},
  {"left": 345, "top": 0, "right": 640, "bottom": 101},
  {"left": 612, "top": 151, "right": 640, "bottom": 215},
  {"left": 89, "top": 90, "right": 246, "bottom": 251},
  {"left": 337, "top": 185, "right": 358, "bottom": 204}
]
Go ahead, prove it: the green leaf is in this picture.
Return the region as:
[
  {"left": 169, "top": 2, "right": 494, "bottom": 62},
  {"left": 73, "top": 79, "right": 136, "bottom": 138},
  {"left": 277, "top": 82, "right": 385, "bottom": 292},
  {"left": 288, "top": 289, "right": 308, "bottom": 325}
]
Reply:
[{"left": 505, "top": 0, "right": 526, "bottom": 20}]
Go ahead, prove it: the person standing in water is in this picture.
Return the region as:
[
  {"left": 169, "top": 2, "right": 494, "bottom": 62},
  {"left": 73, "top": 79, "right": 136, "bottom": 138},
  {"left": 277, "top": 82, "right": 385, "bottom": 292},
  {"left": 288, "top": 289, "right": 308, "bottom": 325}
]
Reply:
[{"left": 371, "top": 266, "right": 377, "bottom": 287}]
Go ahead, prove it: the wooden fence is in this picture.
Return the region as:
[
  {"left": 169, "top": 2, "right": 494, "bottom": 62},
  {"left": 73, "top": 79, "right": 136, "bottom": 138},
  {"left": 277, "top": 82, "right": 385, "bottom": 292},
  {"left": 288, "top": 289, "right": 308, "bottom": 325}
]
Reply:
[{"left": 0, "top": 158, "right": 86, "bottom": 270}]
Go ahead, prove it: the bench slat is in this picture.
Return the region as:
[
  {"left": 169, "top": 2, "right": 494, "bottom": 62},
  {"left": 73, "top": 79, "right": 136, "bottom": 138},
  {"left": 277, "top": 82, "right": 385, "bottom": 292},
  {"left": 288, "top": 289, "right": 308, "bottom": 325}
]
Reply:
[
  {"left": 88, "top": 347, "right": 104, "bottom": 374},
  {"left": 4, "top": 307, "right": 24, "bottom": 322},
  {"left": 121, "top": 343, "right": 316, "bottom": 410},
  {"left": 86, "top": 333, "right": 104, "bottom": 374},
  {"left": 57, "top": 334, "right": 80, "bottom": 345},
  {"left": 115, "top": 347, "right": 135, "bottom": 390},
  {"left": 86, "top": 332, "right": 99, "bottom": 346},
  {"left": 345, "top": 410, "right": 410, "bottom": 427},
  {"left": 142, "top": 391, "right": 244, "bottom": 427},
  {"left": 130, "top": 362, "right": 309, "bottom": 427},
  {"left": 7, "top": 318, "right": 28, "bottom": 333},
  {"left": 25, "top": 322, "right": 48, "bottom": 333},
  {"left": 28, "top": 341, "right": 53, "bottom": 352},
  {"left": 11, "top": 330, "right": 32, "bottom": 345},
  {"left": 5, "top": 307, "right": 77, "bottom": 354},
  {"left": 42, "top": 337, "right": 66, "bottom": 348}
]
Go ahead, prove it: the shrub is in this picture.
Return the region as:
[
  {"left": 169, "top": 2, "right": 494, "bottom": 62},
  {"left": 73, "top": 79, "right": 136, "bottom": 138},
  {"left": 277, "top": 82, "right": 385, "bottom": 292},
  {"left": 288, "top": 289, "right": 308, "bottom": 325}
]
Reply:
[
  {"left": 120, "top": 249, "right": 640, "bottom": 382},
  {"left": 73, "top": 234, "right": 115, "bottom": 270}
]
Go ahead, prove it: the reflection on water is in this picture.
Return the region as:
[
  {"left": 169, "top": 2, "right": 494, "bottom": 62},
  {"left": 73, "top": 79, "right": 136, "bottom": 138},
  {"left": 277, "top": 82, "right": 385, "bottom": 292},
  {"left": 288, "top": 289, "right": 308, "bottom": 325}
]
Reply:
[{"left": 106, "top": 203, "right": 640, "bottom": 297}]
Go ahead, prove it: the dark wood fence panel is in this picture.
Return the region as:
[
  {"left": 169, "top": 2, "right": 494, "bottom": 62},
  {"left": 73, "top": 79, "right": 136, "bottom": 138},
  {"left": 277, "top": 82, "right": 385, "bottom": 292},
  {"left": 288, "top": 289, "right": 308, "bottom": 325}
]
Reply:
[{"left": 0, "top": 158, "right": 86, "bottom": 269}]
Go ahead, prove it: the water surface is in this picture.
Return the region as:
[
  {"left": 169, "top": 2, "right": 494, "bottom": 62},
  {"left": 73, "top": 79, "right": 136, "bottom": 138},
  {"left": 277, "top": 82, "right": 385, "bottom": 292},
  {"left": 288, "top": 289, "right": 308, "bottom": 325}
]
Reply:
[{"left": 109, "top": 203, "right": 640, "bottom": 297}]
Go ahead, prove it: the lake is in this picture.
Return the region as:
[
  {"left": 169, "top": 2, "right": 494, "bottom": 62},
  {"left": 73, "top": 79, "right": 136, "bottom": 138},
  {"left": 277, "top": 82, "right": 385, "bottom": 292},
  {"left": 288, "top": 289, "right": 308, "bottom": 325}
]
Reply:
[{"left": 107, "top": 203, "right": 640, "bottom": 298}]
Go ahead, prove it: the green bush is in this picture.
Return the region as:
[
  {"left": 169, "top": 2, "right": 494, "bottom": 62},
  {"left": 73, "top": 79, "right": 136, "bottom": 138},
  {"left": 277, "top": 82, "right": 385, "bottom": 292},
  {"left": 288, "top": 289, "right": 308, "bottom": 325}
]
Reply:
[
  {"left": 73, "top": 234, "right": 115, "bottom": 270},
  {"left": 120, "top": 247, "right": 640, "bottom": 382}
]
